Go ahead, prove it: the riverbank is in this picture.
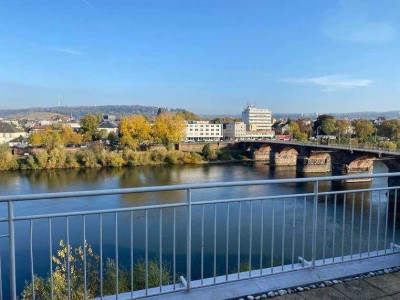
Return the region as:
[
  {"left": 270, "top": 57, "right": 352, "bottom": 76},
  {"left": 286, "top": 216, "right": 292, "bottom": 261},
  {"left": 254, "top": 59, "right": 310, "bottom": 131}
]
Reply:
[{"left": 0, "top": 145, "right": 250, "bottom": 171}]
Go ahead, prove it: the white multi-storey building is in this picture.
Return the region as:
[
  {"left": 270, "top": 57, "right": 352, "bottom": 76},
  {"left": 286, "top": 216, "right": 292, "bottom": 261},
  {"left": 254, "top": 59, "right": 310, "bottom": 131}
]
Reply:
[
  {"left": 185, "top": 121, "right": 223, "bottom": 142},
  {"left": 224, "top": 122, "right": 247, "bottom": 140},
  {"left": 242, "top": 105, "right": 272, "bottom": 131}
]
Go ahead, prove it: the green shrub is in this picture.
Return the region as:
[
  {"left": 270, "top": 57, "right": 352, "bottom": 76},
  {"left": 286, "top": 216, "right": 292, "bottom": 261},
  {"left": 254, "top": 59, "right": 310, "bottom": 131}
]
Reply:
[{"left": 21, "top": 240, "right": 172, "bottom": 299}]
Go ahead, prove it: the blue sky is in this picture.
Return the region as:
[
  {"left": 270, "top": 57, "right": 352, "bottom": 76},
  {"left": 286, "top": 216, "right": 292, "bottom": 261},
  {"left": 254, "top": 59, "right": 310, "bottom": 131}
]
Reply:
[{"left": 0, "top": 0, "right": 399, "bottom": 114}]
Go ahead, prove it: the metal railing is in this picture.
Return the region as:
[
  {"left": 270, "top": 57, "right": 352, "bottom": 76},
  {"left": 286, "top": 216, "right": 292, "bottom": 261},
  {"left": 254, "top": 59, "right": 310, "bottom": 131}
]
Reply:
[{"left": 0, "top": 172, "right": 399, "bottom": 299}]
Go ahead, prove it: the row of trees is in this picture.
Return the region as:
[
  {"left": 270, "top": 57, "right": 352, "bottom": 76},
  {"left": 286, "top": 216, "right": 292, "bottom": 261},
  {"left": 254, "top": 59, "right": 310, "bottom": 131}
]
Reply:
[{"left": 282, "top": 115, "right": 400, "bottom": 150}]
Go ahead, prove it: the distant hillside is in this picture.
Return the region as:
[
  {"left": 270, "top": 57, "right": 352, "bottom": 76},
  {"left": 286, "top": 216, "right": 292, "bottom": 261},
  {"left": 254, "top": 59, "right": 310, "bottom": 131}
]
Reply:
[
  {"left": 273, "top": 110, "right": 400, "bottom": 120},
  {"left": 0, "top": 105, "right": 186, "bottom": 120}
]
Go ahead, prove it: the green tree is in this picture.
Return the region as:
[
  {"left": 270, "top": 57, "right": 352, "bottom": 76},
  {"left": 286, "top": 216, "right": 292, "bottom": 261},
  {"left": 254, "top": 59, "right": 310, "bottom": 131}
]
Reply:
[
  {"left": 352, "top": 119, "right": 375, "bottom": 140},
  {"left": 321, "top": 118, "right": 337, "bottom": 135},
  {"left": 313, "top": 115, "right": 334, "bottom": 132},
  {"left": 80, "top": 114, "right": 99, "bottom": 140}
]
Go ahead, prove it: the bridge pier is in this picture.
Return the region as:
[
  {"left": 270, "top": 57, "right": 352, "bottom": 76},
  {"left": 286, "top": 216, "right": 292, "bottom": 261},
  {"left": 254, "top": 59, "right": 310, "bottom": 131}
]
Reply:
[
  {"left": 251, "top": 145, "right": 271, "bottom": 163},
  {"left": 270, "top": 148, "right": 298, "bottom": 167},
  {"left": 332, "top": 155, "right": 375, "bottom": 182},
  {"left": 297, "top": 152, "right": 332, "bottom": 173}
]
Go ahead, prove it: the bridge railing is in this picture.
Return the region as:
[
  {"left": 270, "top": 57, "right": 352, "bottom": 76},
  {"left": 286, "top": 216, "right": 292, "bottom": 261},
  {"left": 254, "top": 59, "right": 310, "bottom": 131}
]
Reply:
[
  {"left": 246, "top": 139, "right": 400, "bottom": 154},
  {"left": 0, "top": 173, "right": 400, "bottom": 299}
]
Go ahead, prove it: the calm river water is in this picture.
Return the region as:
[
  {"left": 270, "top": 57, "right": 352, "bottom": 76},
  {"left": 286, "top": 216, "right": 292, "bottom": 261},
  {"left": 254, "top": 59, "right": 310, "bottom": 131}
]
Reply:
[{"left": 0, "top": 161, "right": 398, "bottom": 297}]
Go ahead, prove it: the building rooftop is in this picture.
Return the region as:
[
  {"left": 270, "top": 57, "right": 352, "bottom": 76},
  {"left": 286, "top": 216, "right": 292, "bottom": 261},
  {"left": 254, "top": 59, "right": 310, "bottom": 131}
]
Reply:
[{"left": 0, "top": 122, "right": 24, "bottom": 133}]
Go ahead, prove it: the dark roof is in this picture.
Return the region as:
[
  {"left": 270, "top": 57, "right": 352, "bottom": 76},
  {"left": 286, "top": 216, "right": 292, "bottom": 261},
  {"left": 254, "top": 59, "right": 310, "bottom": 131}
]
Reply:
[
  {"left": 99, "top": 121, "right": 118, "bottom": 129},
  {"left": 8, "top": 135, "right": 26, "bottom": 143},
  {"left": 0, "top": 122, "right": 23, "bottom": 133}
]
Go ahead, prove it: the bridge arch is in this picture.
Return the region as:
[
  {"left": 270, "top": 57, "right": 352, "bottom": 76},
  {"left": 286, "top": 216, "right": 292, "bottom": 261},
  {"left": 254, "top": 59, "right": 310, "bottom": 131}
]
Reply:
[{"left": 271, "top": 147, "right": 298, "bottom": 166}]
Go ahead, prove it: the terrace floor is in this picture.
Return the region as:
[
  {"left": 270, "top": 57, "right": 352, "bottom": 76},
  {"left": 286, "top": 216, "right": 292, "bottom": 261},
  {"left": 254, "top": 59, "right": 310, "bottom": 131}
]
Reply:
[{"left": 274, "top": 271, "right": 400, "bottom": 300}]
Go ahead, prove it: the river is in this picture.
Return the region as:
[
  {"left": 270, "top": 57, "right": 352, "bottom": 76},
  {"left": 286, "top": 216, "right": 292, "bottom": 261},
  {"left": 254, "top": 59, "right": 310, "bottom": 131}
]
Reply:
[{"left": 0, "top": 161, "right": 398, "bottom": 297}]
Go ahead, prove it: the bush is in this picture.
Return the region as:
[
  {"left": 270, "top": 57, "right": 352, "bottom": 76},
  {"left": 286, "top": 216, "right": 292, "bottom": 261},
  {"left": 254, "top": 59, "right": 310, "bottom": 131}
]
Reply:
[
  {"left": 218, "top": 151, "right": 231, "bottom": 161},
  {"left": 76, "top": 150, "right": 100, "bottom": 168},
  {"left": 21, "top": 240, "right": 172, "bottom": 299},
  {"left": 107, "top": 151, "right": 125, "bottom": 167},
  {"left": 379, "top": 141, "right": 397, "bottom": 151},
  {"left": 0, "top": 145, "right": 19, "bottom": 170},
  {"left": 201, "top": 144, "right": 218, "bottom": 160}
]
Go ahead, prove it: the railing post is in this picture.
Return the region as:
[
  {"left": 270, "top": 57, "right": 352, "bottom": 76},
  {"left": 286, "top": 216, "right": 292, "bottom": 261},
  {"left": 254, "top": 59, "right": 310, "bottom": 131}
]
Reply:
[
  {"left": 186, "top": 189, "right": 192, "bottom": 291},
  {"left": 312, "top": 181, "right": 318, "bottom": 268},
  {"left": 8, "top": 201, "right": 17, "bottom": 300}
]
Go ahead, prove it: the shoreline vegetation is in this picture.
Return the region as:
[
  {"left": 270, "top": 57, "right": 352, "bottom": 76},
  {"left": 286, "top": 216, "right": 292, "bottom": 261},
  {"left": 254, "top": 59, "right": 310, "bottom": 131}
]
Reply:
[{"left": 0, "top": 143, "right": 250, "bottom": 172}]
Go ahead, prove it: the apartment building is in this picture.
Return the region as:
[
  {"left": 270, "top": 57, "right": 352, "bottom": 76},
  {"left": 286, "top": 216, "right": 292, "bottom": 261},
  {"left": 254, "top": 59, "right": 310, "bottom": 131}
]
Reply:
[
  {"left": 224, "top": 122, "right": 247, "bottom": 140},
  {"left": 185, "top": 121, "right": 223, "bottom": 142},
  {"left": 242, "top": 105, "right": 272, "bottom": 131}
]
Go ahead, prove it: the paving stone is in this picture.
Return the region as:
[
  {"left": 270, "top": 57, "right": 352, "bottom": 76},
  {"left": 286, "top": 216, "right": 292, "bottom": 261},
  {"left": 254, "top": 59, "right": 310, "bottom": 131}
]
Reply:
[
  {"left": 273, "top": 294, "right": 305, "bottom": 300},
  {"left": 332, "top": 280, "right": 386, "bottom": 300},
  {"left": 365, "top": 274, "right": 400, "bottom": 294},
  {"left": 298, "top": 287, "right": 349, "bottom": 300},
  {"left": 392, "top": 272, "right": 400, "bottom": 278},
  {"left": 391, "top": 292, "right": 400, "bottom": 300}
]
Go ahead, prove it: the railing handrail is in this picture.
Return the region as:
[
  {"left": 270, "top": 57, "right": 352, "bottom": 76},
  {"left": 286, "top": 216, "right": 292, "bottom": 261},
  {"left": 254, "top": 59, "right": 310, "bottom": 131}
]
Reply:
[{"left": 1, "top": 172, "right": 400, "bottom": 203}]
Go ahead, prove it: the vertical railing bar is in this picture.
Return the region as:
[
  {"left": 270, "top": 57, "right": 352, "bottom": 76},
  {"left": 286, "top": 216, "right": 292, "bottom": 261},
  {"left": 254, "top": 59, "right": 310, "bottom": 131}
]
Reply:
[
  {"left": 376, "top": 192, "right": 381, "bottom": 255},
  {"left": 201, "top": 205, "right": 204, "bottom": 286},
  {"left": 301, "top": 196, "right": 306, "bottom": 267},
  {"left": 350, "top": 193, "right": 355, "bottom": 259},
  {"left": 159, "top": 209, "right": 162, "bottom": 293},
  {"left": 145, "top": 210, "right": 149, "bottom": 295},
  {"left": 249, "top": 201, "right": 253, "bottom": 277},
  {"left": 260, "top": 200, "right": 264, "bottom": 275},
  {"left": 271, "top": 198, "right": 275, "bottom": 273},
  {"left": 0, "top": 246, "right": 2, "bottom": 300},
  {"left": 30, "top": 219, "right": 35, "bottom": 300},
  {"left": 48, "top": 218, "right": 53, "bottom": 300},
  {"left": 225, "top": 203, "right": 230, "bottom": 281},
  {"left": 368, "top": 191, "right": 373, "bottom": 256},
  {"left": 332, "top": 194, "right": 337, "bottom": 262},
  {"left": 392, "top": 189, "right": 398, "bottom": 254},
  {"left": 173, "top": 208, "right": 176, "bottom": 290},
  {"left": 238, "top": 202, "right": 242, "bottom": 279},
  {"left": 312, "top": 181, "right": 318, "bottom": 268},
  {"left": 384, "top": 189, "right": 389, "bottom": 255},
  {"left": 213, "top": 204, "right": 217, "bottom": 284},
  {"left": 323, "top": 195, "right": 327, "bottom": 265},
  {"left": 66, "top": 217, "right": 71, "bottom": 300},
  {"left": 83, "top": 216, "right": 87, "bottom": 300},
  {"left": 8, "top": 201, "right": 16, "bottom": 300},
  {"left": 281, "top": 198, "right": 285, "bottom": 272},
  {"left": 291, "top": 198, "right": 296, "bottom": 270},
  {"left": 130, "top": 211, "right": 133, "bottom": 297},
  {"left": 115, "top": 212, "right": 119, "bottom": 299},
  {"left": 187, "top": 189, "right": 192, "bottom": 291},
  {"left": 341, "top": 194, "right": 346, "bottom": 262},
  {"left": 100, "top": 214, "right": 103, "bottom": 299},
  {"left": 359, "top": 193, "right": 364, "bottom": 258}
]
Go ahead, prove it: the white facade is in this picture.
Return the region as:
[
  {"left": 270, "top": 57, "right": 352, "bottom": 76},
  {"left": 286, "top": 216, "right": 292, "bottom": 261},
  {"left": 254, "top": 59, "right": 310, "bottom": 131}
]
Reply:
[
  {"left": 242, "top": 105, "right": 272, "bottom": 131},
  {"left": 0, "top": 122, "right": 27, "bottom": 144},
  {"left": 224, "top": 122, "right": 247, "bottom": 139},
  {"left": 185, "top": 121, "right": 222, "bottom": 141}
]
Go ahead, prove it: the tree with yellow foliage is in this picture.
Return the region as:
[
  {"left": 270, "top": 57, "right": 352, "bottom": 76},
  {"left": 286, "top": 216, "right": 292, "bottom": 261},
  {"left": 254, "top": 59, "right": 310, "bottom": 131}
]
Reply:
[
  {"left": 119, "top": 115, "right": 152, "bottom": 149},
  {"left": 152, "top": 113, "right": 186, "bottom": 148}
]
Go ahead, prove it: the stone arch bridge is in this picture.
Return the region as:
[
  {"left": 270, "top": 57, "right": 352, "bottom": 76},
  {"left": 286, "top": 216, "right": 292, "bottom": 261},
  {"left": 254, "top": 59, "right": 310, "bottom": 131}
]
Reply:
[{"left": 242, "top": 140, "right": 400, "bottom": 182}]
